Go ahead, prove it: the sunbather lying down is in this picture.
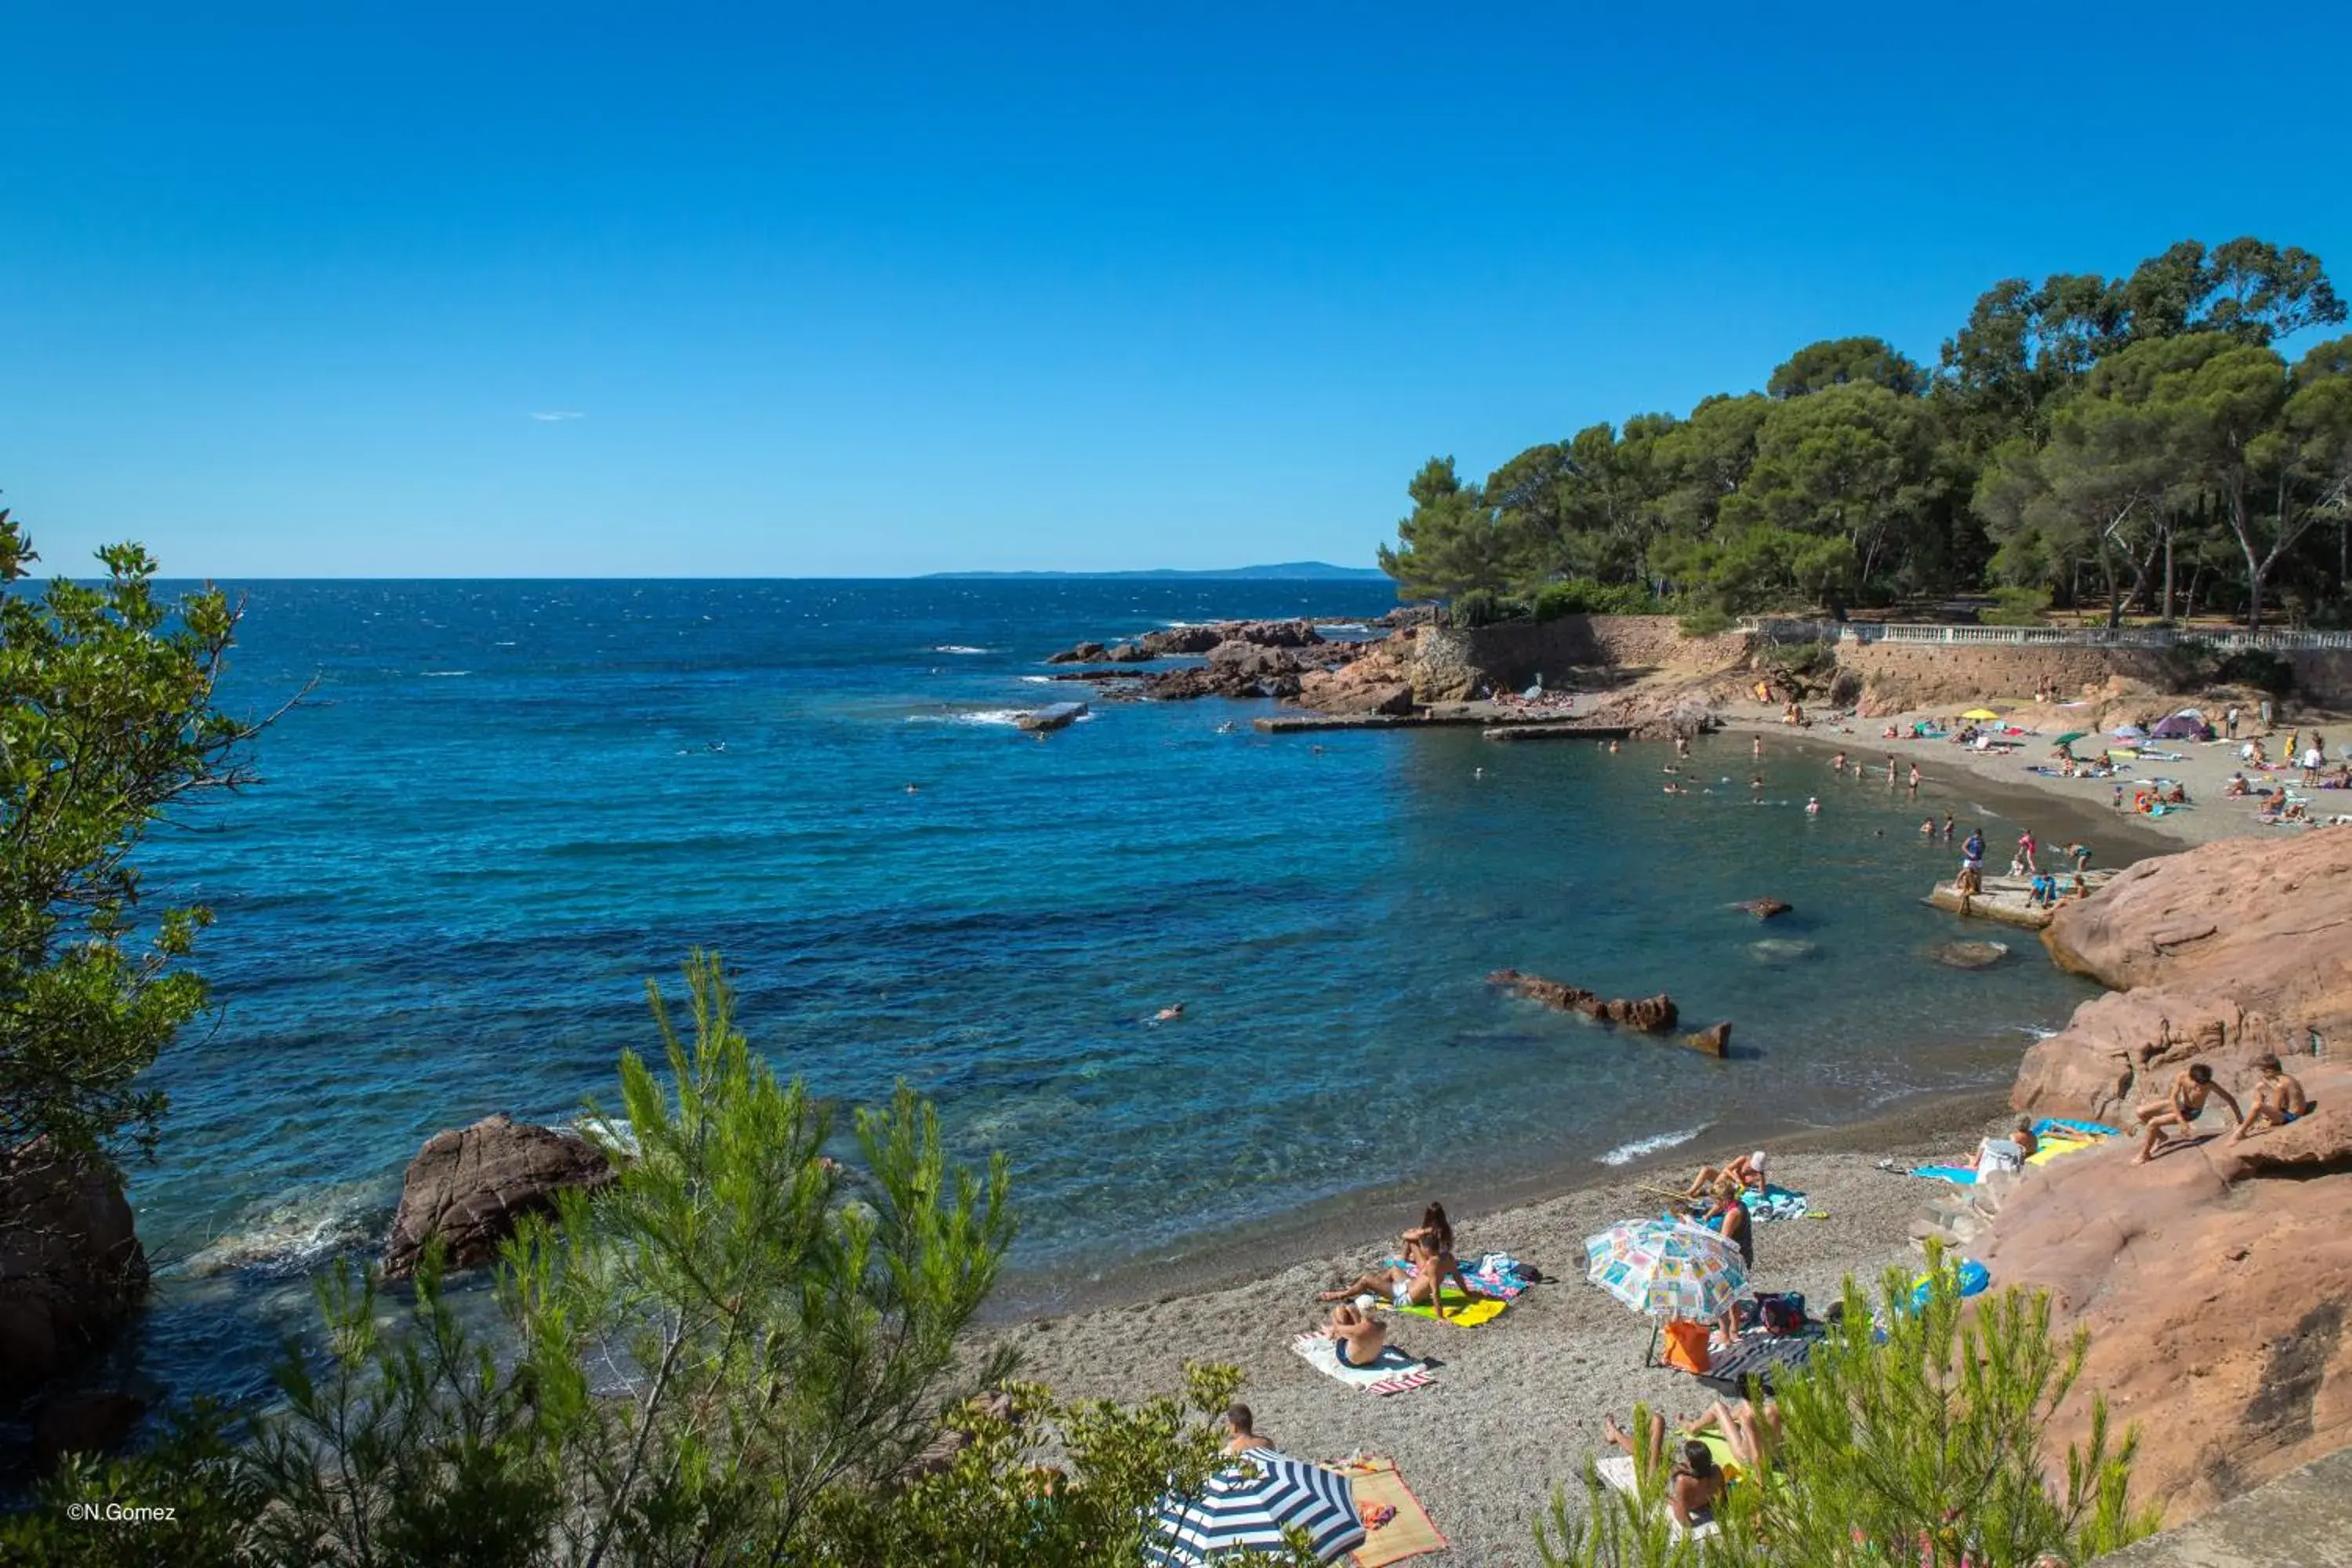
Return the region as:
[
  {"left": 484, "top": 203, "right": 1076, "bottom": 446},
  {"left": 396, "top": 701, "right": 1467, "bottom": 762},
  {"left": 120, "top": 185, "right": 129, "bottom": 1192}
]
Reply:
[
  {"left": 1601, "top": 1410, "right": 1726, "bottom": 1527},
  {"left": 1682, "top": 1398, "right": 1780, "bottom": 1474}
]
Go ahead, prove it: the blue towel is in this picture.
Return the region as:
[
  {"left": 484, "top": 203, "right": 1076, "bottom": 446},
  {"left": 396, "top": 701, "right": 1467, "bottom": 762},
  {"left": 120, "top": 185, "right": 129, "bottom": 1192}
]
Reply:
[{"left": 1910, "top": 1164, "right": 1979, "bottom": 1185}]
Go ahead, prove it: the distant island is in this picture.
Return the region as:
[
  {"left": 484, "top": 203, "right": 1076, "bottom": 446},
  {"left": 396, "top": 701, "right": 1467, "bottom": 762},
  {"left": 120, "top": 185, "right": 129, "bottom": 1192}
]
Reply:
[{"left": 923, "top": 561, "right": 1388, "bottom": 582}]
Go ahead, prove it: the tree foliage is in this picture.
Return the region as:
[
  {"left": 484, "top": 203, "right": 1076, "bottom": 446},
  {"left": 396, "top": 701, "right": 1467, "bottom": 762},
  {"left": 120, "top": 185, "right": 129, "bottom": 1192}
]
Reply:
[
  {"left": 3, "top": 953, "right": 1309, "bottom": 1568},
  {"left": 1536, "top": 1253, "right": 2158, "bottom": 1568},
  {"left": 1379, "top": 236, "right": 2352, "bottom": 627},
  {"left": 0, "top": 509, "right": 269, "bottom": 1161}
]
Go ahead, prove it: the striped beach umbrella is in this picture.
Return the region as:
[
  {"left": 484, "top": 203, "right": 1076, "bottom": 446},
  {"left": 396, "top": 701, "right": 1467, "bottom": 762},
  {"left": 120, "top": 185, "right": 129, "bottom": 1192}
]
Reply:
[
  {"left": 1146, "top": 1449, "right": 1367, "bottom": 1564},
  {"left": 1583, "top": 1218, "right": 1749, "bottom": 1320}
]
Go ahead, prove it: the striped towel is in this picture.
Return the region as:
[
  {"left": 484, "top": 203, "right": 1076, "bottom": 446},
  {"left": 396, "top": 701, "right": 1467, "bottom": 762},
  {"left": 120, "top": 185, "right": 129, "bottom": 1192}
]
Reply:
[{"left": 1290, "top": 1332, "right": 1434, "bottom": 1396}]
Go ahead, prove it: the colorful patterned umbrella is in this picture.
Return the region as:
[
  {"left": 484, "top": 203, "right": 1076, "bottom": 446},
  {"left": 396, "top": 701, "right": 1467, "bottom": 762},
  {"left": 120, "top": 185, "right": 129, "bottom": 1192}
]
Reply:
[
  {"left": 1584, "top": 1218, "right": 1749, "bottom": 1320},
  {"left": 1146, "top": 1450, "right": 1365, "bottom": 1565}
]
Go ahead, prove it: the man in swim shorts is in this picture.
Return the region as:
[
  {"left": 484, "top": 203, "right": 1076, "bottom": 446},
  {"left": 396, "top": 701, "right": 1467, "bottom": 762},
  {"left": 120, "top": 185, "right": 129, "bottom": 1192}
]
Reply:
[
  {"left": 2134, "top": 1063, "right": 2244, "bottom": 1163},
  {"left": 2227, "top": 1052, "right": 2310, "bottom": 1145}
]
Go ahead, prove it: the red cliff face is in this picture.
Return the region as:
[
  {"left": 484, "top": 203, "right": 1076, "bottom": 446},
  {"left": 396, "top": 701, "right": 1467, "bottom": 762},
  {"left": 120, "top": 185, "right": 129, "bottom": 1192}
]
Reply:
[
  {"left": 1981, "top": 828, "right": 2352, "bottom": 1523},
  {"left": 2014, "top": 829, "right": 2352, "bottom": 1120}
]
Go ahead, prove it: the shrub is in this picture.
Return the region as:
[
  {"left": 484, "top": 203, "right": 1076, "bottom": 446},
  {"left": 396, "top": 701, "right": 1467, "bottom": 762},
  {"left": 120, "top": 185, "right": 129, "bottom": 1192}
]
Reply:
[
  {"left": 1449, "top": 590, "right": 1534, "bottom": 627},
  {"left": 1980, "top": 585, "right": 2053, "bottom": 627},
  {"left": 4, "top": 954, "right": 1315, "bottom": 1568},
  {"left": 1676, "top": 604, "right": 1738, "bottom": 637},
  {"left": 1534, "top": 1248, "right": 2158, "bottom": 1568},
  {"left": 1532, "top": 580, "right": 1661, "bottom": 620}
]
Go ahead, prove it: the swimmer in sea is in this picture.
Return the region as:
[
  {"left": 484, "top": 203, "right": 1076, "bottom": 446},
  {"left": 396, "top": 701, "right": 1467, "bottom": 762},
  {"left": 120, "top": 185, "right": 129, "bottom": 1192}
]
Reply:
[
  {"left": 1608, "top": 740, "right": 1621, "bottom": 753},
  {"left": 1155, "top": 1004, "right": 1185, "bottom": 1022},
  {"left": 1920, "top": 818, "right": 1935, "bottom": 835},
  {"left": 906, "top": 783, "right": 920, "bottom": 794},
  {"left": 1752, "top": 736, "right": 1763, "bottom": 758},
  {"left": 1750, "top": 774, "right": 1765, "bottom": 789},
  {"left": 1805, "top": 796, "right": 1821, "bottom": 815},
  {"left": 1832, "top": 751, "right": 1848, "bottom": 773}
]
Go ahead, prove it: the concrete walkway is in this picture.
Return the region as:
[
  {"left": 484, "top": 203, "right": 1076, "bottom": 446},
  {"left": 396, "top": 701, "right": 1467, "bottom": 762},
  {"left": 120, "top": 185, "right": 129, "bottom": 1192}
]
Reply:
[{"left": 2099, "top": 1449, "right": 2352, "bottom": 1566}]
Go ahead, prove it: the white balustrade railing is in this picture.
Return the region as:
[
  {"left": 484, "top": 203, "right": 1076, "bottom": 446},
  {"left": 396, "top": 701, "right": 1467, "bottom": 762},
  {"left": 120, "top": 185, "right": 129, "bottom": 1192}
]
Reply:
[{"left": 1740, "top": 619, "right": 2352, "bottom": 653}]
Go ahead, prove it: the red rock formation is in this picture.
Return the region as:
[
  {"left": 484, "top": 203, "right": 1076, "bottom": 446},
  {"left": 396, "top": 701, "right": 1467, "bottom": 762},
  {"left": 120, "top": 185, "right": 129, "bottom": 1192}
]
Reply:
[
  {"left": 1980, "top": 827, "right": 2352, "bottom": 1523},
  {"left": 1981, "top": 1059, "right": 2352, "bottom": 1522},
  {"left": 2014, "top": 829, "right": 2352, "bottom": 1120},
  {"left": 1486, "top": 968, "right": 1680, "bottom": 1035},
  {"left": 383, "top": 1113, "right": 616, "bottom": 1278}
]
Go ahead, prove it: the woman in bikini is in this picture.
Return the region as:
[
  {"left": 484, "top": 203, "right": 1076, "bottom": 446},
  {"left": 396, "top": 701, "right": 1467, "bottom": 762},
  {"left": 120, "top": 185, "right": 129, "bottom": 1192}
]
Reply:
[{"left": 1319, "top": 1229, "right": 1480, "bottom": 1320}]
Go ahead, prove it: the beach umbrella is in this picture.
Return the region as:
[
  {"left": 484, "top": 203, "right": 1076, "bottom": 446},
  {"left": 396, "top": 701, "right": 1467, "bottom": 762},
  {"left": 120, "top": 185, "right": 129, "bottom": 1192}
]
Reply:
[
  {"left": 1961, "top": 707, "right": 2002, "bottom": 720},
  {"left": 1583, "top": 1218, "right": 1748, "bottom": 1321},
  {"left": 1146, "top": 1450, "right": 1365, "bottom": 1565},
  {"left": 2050, "top": 731, "right": 2088, "bottom": 747}
]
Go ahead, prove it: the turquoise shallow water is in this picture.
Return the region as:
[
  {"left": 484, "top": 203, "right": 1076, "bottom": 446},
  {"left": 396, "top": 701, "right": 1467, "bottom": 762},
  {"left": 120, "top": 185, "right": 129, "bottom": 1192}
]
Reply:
[{"left": 117, "top": 580, "right": 2122, "bottom": 1402}]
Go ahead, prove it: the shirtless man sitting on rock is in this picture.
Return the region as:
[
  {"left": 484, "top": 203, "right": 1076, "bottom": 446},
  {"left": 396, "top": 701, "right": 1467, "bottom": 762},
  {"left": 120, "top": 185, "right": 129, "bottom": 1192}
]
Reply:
[
  {"left": 2227, "top": 1052, "right": 2310, "bottom": 1145},
  {"left": 2133, "top": 1063, "right": 2244, "bottom": 1164}
]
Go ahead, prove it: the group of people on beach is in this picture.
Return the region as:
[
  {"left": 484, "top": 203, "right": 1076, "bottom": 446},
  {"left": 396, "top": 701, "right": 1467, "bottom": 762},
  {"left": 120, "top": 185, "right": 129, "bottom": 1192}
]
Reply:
[{"left": 1312, "top": 1202, "right": 1481, "bottom": 1367}]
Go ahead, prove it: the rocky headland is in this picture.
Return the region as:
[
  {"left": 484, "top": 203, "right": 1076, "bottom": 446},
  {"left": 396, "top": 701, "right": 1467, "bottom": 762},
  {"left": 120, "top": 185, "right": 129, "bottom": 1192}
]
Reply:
[{"left": 1973, "top": 828, "right": 2352, "bottom": 1523}]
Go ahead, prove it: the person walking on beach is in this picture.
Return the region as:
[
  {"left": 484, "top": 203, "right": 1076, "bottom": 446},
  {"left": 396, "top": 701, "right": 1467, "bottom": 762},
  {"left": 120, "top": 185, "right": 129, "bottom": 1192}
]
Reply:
[
  {"left": 2016, "top": 828, "right": 2039, "bottom": 874},
  {"left": 2226, "top": 706, "right": 2241, "bottom": 740},
  {"left": 2133, "top": 1063, "right": 2244, "bottom": 1164},
  {"left": 2260, "top": 698, "right": 2275, "bottom": 731}
]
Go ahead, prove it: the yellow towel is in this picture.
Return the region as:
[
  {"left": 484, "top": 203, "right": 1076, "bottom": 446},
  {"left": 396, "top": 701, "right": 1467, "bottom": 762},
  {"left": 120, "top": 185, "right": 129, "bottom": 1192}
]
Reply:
[
  {"left": 1378, "top": 1291, "right": 1508, "bottom": 1327},
  {"left": 2026, "top": 1134, "right": 2100, "bottom": 1167}
]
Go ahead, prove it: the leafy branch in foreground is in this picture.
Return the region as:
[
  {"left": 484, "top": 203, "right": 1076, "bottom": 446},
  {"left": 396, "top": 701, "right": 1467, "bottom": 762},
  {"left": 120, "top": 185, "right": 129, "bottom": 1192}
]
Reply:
[
  {"left": 0, "top": 508, "right": 283, "bottom": 1160},
  {"left": 1537, "top": 1247, "right": 2159, "bottom": 1567},
  {"left": 9, "top": 953, "right": 1297, "bottom": 1567}
]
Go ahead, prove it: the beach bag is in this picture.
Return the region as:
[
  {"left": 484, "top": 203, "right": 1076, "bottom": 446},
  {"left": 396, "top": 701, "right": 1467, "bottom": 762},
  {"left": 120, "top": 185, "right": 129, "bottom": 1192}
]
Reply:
[
  {"left": 1976, "top": 1137, "right": 2024, "bottom": 1177},
  {"left": 1757, "top": 1292, "right": 1807, "bottom": 1336},
  {"left": 1659, "top": 1319, "right": 1712, "bottom": 1374}
]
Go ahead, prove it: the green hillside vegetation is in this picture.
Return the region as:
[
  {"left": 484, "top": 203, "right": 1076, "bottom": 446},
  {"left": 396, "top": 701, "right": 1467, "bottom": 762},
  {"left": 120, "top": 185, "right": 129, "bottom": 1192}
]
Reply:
[{"left": 1379, "top": 238, "right": 2352, "bottom": 630}]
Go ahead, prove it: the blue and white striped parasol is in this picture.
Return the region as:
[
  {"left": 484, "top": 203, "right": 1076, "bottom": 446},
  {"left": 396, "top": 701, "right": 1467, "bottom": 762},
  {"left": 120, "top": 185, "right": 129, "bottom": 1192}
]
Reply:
[{"left": 1146, "top": 1448, "right": 1366, "bottom": 1564}]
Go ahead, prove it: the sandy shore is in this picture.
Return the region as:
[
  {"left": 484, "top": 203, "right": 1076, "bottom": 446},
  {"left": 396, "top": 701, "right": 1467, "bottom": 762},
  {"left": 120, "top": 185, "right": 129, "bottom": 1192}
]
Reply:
[
  {"left": 1718, "top": 697, "right": 2346, "bottom": 850},
  {"left": 1000, "top": 1093, "right": 2009, "bottom": 1566}
]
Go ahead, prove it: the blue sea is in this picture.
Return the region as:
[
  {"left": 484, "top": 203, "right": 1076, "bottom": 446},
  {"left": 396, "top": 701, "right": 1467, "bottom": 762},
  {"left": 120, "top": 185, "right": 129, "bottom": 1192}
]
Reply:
[{"left": 121, "top": 579, "right": 2127, "bottom": 1403}]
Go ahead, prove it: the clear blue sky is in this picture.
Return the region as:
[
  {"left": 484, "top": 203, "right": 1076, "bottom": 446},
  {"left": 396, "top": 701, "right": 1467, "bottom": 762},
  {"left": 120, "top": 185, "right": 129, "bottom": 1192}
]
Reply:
[{"left": 7, "top": 3, "right": 2350, "bottom": 578}]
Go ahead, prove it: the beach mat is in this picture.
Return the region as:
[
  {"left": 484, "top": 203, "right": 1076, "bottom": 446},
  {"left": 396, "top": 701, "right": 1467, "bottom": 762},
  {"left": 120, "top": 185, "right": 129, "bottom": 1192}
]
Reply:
[
  {"left": 2034, "top": 1116, "right": 2119, "bottom": 1139},
  {"left": 1377, "top": 1290, "right": 1507, "bottom": 1327},
  {"left": 1592, "top": 1454, "right": 1719, "bottom": 1541},
  {"left": 1290, "top": 1333, "right": 1433, "bottom": 1396},
  {"left": 2027, "top": 1135, "right": 2098, "bottom": 1167},
  {"left": 1341, "top": 1457, "right": 1448, "bottom": 1566},
  {"left": 1909, "top": 1164, "right": 1978, "bottom": 1185}
]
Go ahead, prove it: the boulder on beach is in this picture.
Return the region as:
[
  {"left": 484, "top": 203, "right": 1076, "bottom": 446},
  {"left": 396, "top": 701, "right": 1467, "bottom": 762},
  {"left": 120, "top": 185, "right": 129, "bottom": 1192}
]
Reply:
[
  {"left": 1931, "top": 939, "right": 2010, "bottom": 970},
  {"left": 1682, "top": 1022, "right": 1733, "bottom": 1057},
  {"left": 1104, "top": 642, "right": 1152, "bottom": 663},
  {"left": 1045, "top": 641, "right": 1109, "bottom": 665},
  {"left": 1295, "top": 664, "right": 1416, "bottom": 717},
  {"left": 0, "top": 1141, "right": 149, "bottom": 1399},
  {"left": 383, "top": 1113, "right": 616, "bottom": 1279}
]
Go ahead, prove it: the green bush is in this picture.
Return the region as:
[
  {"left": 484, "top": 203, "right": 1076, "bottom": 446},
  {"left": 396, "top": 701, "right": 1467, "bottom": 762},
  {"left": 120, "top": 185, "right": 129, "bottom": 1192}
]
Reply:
[
  {"left": 1980, "top": 585, "right": 2053, "bottom": 626},
  {"left": 1453, "top": 589, "right": 1528, "bottom": 627},
  {"left": 3, "top": 954, "right": 1314, "bottom": 1568},
  {"left": 1531, "top": 579, "right": 1661, "bottom": 620},
  {"left": 1676, "top": 604, "right": 1738, "bottom": 637},
  {"left": 1535, "top": 1246, "right": 2158, "bottom": 1567}
]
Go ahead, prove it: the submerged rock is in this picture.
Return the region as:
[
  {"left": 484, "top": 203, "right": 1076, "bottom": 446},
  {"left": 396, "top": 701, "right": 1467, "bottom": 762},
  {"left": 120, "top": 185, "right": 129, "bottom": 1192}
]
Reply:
[
  {"left": 1932, "top": 939, "right": 2011, "bottom": 970},
  {"left": 383, "top": 1113, "right": 615, "bottom": 1279},
  {"left": 1737, "top": 898, "right": 1793, "bottom": 920},
  {"left": 1747, "top": 938, "right": 1818, "bottom": 964}
]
